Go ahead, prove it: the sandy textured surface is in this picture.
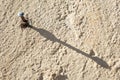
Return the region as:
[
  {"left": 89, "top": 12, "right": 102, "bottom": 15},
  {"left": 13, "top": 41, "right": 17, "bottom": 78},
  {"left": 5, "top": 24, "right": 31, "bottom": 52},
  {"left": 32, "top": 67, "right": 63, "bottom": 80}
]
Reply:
[{"left": 0, "top": 0, "right": 120, "bottom": 80}]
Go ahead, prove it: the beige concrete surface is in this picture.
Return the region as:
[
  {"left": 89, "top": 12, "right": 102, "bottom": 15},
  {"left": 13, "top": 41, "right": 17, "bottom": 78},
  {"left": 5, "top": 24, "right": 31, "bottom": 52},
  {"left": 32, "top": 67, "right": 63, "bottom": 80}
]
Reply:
[{"left": 0, "top": 0, "right": 120, "bottom": 80}]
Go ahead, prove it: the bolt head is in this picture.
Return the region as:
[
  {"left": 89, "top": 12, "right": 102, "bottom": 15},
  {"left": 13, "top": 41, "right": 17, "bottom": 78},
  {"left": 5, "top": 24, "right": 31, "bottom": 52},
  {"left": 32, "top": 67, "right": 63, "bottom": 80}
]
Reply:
[{"left": 18, "top": 12, "right": 24, "bottom": 17}]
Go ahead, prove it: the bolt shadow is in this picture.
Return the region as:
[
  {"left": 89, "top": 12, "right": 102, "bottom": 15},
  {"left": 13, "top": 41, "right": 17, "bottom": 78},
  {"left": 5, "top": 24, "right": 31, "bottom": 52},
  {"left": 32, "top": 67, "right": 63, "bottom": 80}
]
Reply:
[{"left": 29, "top": 26, "right": 110, "bottom": 69}]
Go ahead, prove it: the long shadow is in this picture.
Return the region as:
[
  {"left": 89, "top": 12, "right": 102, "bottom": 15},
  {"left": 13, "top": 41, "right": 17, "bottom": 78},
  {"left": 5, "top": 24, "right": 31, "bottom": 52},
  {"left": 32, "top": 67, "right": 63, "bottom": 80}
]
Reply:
[{"left": 29, "top": 26, "right": 110, "bottom": 69}]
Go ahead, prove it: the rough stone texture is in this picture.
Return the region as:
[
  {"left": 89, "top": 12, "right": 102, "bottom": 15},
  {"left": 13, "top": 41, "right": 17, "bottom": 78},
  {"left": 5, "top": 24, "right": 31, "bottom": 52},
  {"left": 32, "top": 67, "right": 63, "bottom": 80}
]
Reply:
[{"left": 0, "top": 0, "right": 120, "bottom": 80}]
